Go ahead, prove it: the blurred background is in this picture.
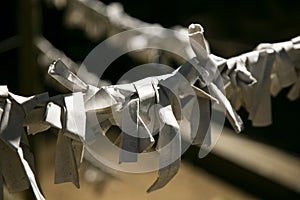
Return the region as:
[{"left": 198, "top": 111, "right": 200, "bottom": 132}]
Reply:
[{"left": 1, "top": 0, "right": 300, "bottom": 199}]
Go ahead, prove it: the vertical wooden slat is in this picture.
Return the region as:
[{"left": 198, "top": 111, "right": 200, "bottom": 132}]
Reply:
[{"left": 18, "top": 0, "right": 43, "bottom": 95}]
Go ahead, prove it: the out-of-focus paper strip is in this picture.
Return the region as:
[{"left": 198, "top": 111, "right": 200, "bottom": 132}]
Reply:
[
  {"left": 0, "top": 138, "right": 29, "bottom": 193},
  {"left": 287, "top": 75, "right": 300, "bottom": 100},
  {"left": 192, "top": 96, "right": 211, "bottom": 146},
  {"left": 55, "top": 132, "right": 82, "bottom": 188},
  {"left": 188, "top": 24, "right": 208, "bottom": 63},
  {"left": 47, "top": 94, "right": 86, "bottom": 188},
  {"left": 119, "top": 99, "right": 139, "bottom": 163},
  {"left": 0, "top": 92, "right": 45, "bottom": 200},
  {"left": 209, "top": 84, "right": 243, "bottom": 133},
  {"left": 0, "top": 98, "right": 23, "bottom": 148},
  {"left": 85, "top": 88, "right": 118, "bottom": 112},
  {"left": 137, "top": 115, "right": 155, "bottom": 152},
  {"left": 191, "top": 85, "right": 218, "bottom": 103},
  {"left": 20, "top": 130, "right": 44, "bottom": 196},
  {"left": 273, "top": 48, "right": 297, "bottom": 88},
  {"left": 24, "top": 107, "right": 51, "bottom": 135},
  {"left": 270, "top": 73, "right": 281, "bottom": 97},
  {"left": 248, "top": 51, "right": 275, "bottom": 126},
  {"left": 64, "top": 92, "right": 87, "bottom": 140},
  {"left": 21, "top": 93, "right": 49, "bottom": 115},
  {"left": 178, "top": 61, "right": 201, "bottom": 84},
  {"left": 17, "top": 147, "right": 45, "bottom": 200},
  {"left": 147, "top": 105, "right": 181, "bottom": 192},
  {"left": 255, "top": 36, "right": 300, "bottom": 102},
  {"left": 48, "top": 59, "right": 88, "bottom": 92},
  {"left": 45, "top": 102, "right": 63, "bottom": 129},
  {"left": 134, "top": 81, "right": 156, "bottom": 116},
  {"left": 0, "top": 86, "right": 8, "bottom": 97}
]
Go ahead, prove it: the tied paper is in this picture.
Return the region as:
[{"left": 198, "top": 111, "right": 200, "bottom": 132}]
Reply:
[
  {"left": 224, "top": 35, "right": 300, "bottom": 126},
  {"left": 46, "top": 23, "right": 247, "bottom": 192},
  {"left": 0, "top": 86, "right": 47, "bottom": 200},
  {"left": 1, "top": 22, "right": 300, "bottom": 198},
  {"left": 46, "top": 24, "right": 299, "bottom": 193}
]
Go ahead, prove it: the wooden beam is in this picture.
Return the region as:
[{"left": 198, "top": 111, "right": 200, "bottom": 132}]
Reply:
[{"left": 212, "top": 126, "right": 300, "bottom": 193}]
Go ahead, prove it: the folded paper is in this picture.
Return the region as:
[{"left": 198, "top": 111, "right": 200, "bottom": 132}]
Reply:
[{"left": 1, "top": 21, "right": 299, "bottom": 199}]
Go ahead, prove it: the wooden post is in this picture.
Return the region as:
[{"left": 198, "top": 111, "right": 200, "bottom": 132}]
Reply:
[
  {"left": 18, "top": 0, "right": 43, "bottom": 95},
  {"left": 18, "top": 1, "right": 43, "bottom": 199}
]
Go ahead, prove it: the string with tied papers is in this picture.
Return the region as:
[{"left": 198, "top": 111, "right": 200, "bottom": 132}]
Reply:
[{"left": 0, "top": 23, "right": 299, "bottom": 199}]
